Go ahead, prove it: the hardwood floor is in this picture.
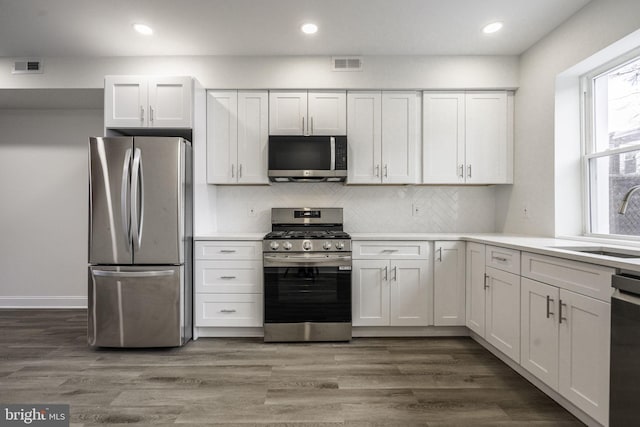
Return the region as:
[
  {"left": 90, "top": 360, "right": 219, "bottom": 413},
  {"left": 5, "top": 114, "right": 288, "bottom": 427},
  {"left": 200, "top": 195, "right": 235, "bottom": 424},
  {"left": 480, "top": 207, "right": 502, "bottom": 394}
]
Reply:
[{"left": 0, "top": 309, "right": 583, "bottom": 426}]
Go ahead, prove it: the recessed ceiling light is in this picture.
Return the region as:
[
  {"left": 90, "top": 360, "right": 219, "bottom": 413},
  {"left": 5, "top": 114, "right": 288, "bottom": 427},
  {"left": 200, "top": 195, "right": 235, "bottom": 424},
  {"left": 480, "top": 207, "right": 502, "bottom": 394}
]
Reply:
[
  {"left": 482, "top": 22, "right": 503, "bottom": 34},
  {"left": 301, "top": 23, "right": 318, "bottom": 35},
  {"left": 133, "top": 23, "right": 153, "bottom": 35}
]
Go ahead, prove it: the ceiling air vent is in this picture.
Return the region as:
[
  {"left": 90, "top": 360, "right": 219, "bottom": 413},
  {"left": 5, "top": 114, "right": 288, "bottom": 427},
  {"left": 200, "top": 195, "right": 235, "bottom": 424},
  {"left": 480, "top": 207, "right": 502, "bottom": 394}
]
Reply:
[
  {"left": 332, "top": 56, "right": 363, "bottom": 72},
  {"left": 12, "top": 59, "right": 44, "bottom": 74}
]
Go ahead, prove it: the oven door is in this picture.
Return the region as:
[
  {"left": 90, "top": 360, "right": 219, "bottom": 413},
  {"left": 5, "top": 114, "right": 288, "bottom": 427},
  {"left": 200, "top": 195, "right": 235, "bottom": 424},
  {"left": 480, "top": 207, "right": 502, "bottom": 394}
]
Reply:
[{"left": 263, "top": 253, "right": 352, "bottom": 324}]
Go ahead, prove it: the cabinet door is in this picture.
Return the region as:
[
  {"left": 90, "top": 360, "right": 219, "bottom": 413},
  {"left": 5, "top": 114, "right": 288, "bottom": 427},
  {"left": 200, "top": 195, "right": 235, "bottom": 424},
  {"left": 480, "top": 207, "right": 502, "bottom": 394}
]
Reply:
[
  {"left": 104, "top": 76, "right": 148, "bottom": 128},
  {"left": 347, "top": 91, "right": 382, "bottom": 184},
  {"left": 206, "top": 91, "right": 238, "bottom": 184},
  {"left": 147, "top": 76, "right": 193, "bottom": 128},
  {"left": 520, "top": 278, "right": 559, "bottom": 390},
  {"left": 466, "top": 242, "right": 486, "bottom": 335},
  {"left": 381, "top": 92, "right": 420, "bottom": 184},
  {"left": 422, "top": 92, "right": 465, "bottom": 184},
  {"left": 558, "top": 289, "right": 610, "bottom": 425},
  {"left": 237, "top": 90, "right": 269, "bottom": 184},
  {"left": 269, "top": 91, "right": 308, "bottom": 135},
  {"left": 308, "top": 91, "right": 346, "bottom": 135},
  {"left": 390, "top": 260, "right": 430, "bottom": 326},
  {"left": 485, "top": 267, "right": 521, "bottom": 362},
  {"left": 352, "top": 260, "right": 389, "bottom": 326},
  {"left": 434, "top": 241, "right": 466, "bottom": 326},
  {"left": 465, "top": 92, "right": 509, "bottom": 184}
]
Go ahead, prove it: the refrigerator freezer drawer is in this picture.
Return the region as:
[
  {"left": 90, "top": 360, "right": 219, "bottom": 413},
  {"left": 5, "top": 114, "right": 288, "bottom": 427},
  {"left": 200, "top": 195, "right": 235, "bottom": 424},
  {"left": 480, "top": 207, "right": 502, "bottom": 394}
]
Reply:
[{"left": 88, "top": 265, "right": 188, "bottom": 348}]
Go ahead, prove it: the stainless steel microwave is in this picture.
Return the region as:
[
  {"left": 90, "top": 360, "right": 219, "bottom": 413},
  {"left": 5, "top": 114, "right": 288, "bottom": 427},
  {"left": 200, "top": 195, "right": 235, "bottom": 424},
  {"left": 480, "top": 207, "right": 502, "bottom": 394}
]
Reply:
[{"left": 268, "top": 135, "right": 347, "bottom": 182}]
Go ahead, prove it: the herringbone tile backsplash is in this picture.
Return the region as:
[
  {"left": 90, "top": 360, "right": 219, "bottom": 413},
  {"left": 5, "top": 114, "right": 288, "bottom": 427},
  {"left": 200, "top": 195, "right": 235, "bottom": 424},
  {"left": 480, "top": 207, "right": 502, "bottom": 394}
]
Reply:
[{"left": 215, "top": 184, "right": 496, "bottom": 233}]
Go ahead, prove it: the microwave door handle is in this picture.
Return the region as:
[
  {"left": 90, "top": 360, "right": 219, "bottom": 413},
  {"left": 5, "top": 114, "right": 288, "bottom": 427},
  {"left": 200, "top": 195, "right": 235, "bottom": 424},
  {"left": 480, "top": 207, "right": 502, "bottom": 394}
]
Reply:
[{"left": 330, "top": 137, "right": 335, "bottom": 171}]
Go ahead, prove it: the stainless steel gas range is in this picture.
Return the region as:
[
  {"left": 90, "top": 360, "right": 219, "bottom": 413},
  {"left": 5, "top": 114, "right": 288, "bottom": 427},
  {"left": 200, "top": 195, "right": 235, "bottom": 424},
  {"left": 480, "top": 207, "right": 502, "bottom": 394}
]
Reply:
[{"left": 263, "top": 207, "right": 352, "bottom": 342}]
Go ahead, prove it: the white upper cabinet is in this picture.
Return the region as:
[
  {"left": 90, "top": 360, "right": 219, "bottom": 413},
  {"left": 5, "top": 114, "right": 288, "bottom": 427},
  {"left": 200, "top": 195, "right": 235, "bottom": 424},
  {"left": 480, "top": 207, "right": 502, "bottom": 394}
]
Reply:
[
  {"left": 422, "top": 91, "right": 513, "bottom": 184},
  {"left": 105, "top": 75, "right": 193, "bottom": 129},
  {"left": 207, "top": 90, "right": 269, "bottom": 185},
  {"left": 269, "top": 90, "right": 346, "bottom": 135},
  {"left": 422, "top": 92, "right": 465, "bottom": 184},
  {"left": 347, "top": 92, "right": 382, "bottom": 184},
  {"left": 347, "top": 91, "right": 421, "bottom": 184}
]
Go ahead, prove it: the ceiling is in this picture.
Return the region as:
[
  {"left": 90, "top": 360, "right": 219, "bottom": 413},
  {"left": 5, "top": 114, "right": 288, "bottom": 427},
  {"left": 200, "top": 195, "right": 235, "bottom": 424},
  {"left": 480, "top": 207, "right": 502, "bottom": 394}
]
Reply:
[{"left": 0, "top": 0, "right": 592, "bottom": 57}]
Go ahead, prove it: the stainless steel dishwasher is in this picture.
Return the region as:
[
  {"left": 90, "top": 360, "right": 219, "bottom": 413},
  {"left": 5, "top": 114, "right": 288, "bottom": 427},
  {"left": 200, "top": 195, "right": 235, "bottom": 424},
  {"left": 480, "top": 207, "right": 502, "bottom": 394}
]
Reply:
[{"left": 610, "top": 272, "right": 640, "bottom": 426}]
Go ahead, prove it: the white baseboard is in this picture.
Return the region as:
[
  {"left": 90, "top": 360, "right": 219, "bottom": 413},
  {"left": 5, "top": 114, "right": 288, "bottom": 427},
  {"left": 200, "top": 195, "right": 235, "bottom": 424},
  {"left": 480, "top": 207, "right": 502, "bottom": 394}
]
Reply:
[{"left": 0, "top": 296, "right": 87, "bottom": 309}]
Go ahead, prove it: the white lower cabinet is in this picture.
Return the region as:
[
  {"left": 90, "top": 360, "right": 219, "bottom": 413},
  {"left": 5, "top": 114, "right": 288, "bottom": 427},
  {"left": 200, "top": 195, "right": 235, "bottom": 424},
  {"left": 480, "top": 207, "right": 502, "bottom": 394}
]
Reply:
[
  {"left": 433, "top": 241, "right": 466, "bottom": 326},
  {"left": 520, "top": 277, "right": 610, "bottom": 425},
  {"left": 352, "top": 241, "right": 431, "bottom": 327},
  {"left": 466, "top": 242, "right": 521, "bottom": 363},
  {"left": 194, "top": 241, "right": 263, "bottom": 329}
]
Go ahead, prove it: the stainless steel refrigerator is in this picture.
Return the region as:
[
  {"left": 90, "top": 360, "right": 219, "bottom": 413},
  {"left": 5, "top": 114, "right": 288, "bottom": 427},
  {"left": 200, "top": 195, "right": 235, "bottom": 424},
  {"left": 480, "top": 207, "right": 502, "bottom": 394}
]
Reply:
[{"left": 88, "top": 136, "right": 192, "bottom": 347}]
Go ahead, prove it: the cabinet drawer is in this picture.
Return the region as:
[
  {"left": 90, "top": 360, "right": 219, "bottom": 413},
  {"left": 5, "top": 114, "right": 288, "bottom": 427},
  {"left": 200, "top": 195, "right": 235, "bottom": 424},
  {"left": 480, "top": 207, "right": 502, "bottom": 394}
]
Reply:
[
  {"left": 521, "top": 252, "right": 614, "bottom": 302},
  {"left": 353, "top": 241, "right": 430, "bottom": 260},
  {"left": 486, "top": 245, "right": 520, "bottom": 274},
  {"left": 195, "top": 241, "right": 262, "bottom": 260},
  {"left": 195, "top": 260, "right": 263, "bottom": 293},
  {"left": 195, "top": 293, "right": 263, "bottom": 327}
]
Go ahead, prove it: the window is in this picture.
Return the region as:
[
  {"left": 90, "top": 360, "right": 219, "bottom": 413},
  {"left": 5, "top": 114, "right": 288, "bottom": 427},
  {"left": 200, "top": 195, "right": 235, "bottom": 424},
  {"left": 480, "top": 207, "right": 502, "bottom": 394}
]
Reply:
[{"left": 585, "top": 52, "right": 640, "bottom": 238}]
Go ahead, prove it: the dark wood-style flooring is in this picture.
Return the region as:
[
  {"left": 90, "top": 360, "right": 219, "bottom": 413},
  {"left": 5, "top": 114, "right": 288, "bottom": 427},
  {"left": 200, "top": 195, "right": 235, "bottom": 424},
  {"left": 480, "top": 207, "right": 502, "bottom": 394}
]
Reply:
[{"left": 0, "top": 310, "right": 583, "bottom": 426}]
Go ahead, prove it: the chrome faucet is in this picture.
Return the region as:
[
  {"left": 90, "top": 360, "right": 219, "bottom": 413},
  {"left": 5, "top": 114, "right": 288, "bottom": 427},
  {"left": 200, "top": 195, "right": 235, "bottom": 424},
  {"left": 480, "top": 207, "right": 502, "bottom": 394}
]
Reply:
[{"left": 619, "top": 185, "right": 640, "bottom": 214}]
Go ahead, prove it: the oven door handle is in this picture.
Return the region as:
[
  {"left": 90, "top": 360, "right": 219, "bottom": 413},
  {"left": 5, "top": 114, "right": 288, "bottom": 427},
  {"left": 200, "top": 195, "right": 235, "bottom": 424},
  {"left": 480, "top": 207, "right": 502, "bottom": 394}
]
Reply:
[{"left": 263, "top": 254, "right": 352, "bottom": 267}]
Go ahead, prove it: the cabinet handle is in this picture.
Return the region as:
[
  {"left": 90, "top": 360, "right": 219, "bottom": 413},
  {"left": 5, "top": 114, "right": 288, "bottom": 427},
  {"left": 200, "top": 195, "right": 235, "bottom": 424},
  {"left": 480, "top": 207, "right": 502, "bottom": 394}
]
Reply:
[
  {"left": 220, "top": 276, "right": 237, "bottom": 280},
  {"left": 383, "top": 266, "right": 388, "bottom": 281},
  {"left": 484, "top": 273, "right": 489, "bottom": 289},
  {"left": 220, "top": 250, "right": 237, "bottom": 253},
  {"left": 384, "top": 165, "right": 389, "bottom": 178},
  {"left": 302, "top": 117, "right": 305, "bottom": 135},
  {"left": 239, "top": 164, "right": 242, "bottom": 178},
  {"left": 392, "top": 266, "right": 397, "bottom": 281},
  {"left": 231, "top": 164, "right": 235, "bottom": 178},
  {"left": 375, "top": 164, "right": 380, "bottom": 177},
  {"left": 546, "top": 295, "right": 554, "bottom": 318},
  {"left": 220, "top": 309, "right": 237, "bottom": 313},
  {"left": 458, "top": 164, "right": 464, "bottom": 178},
  {"left": 493, "top": 256, "right": 508, "bottom": 262},
  {"left": 140, "top": 106, "right": 145, "bottom": 122},
  {"left": 437, "top": 247, "right": 442, "bottom": 262},
  {"left": 311, "top": 116, "right": 314, "bottom": 135},
  {"left": 149, "top": 106, "right": 154, "bottom": 122},
  {"left": 559, "top": 299, "right": 567, "bottom": 324},
  {"left": 467, "top": 165, "right": 472, "bottom": 178}
]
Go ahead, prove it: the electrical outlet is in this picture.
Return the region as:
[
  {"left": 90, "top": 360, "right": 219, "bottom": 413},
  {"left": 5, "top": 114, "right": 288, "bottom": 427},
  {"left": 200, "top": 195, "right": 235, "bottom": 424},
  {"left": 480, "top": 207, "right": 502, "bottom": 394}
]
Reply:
[{"left": 248, "top": 206, "right": 257, "bottom": 217}]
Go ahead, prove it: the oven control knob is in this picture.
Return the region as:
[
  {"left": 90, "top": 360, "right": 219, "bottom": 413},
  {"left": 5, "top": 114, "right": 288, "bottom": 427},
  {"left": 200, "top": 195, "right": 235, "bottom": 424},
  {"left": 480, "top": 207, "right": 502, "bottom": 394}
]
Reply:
[
  {"left": 335, "top": 241, "right": 345, "bottom": 250},
  {"left": 323, "top": 241, "right": 332, "bottom": 250},
  {"left": 302, "top": 240, "right": 312, "bottom": 251},
  {"left": 269, "top": 241, "right": 280, "bottom": 250},
  {"left": 282, "top": 242, "right": 293, "bottom": 250}
]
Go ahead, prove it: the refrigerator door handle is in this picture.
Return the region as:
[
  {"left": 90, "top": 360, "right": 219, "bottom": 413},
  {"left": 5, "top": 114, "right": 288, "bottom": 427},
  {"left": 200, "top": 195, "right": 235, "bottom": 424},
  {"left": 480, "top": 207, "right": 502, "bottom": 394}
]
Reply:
[
  {"left": 131, "top": 148, "right": 144, "bottom": 251},
  {"left": 92, "top": 269, "right": 175, "bottom": 278},
  {"left": 120, "top": 148, "right": 132, "bottom": 248}
]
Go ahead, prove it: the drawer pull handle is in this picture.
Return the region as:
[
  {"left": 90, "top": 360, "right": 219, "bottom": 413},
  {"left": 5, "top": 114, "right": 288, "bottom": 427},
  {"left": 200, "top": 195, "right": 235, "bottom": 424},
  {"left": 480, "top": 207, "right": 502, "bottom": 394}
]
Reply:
[
  {"left": 220, "top": 276, "right": 237, "bottom": 280},
  {"left": 382, "top": 249, "right": 399, "bottom": 253},
  {"left": 493, "top": 256, "right": 508, "bottom": 262},
  {"left": 220, "top": 309, "right": 237, "bottom": 313},
  {"left": 220, "top": 250, "right": 237, "bottom": 253}
]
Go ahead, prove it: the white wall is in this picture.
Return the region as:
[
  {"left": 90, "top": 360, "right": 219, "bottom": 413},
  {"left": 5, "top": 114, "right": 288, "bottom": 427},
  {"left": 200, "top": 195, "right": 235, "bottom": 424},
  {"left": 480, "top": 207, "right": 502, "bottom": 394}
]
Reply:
[
  {"left": 495, "top": 0, "right": 640, "bottom": 236},
  {"left": 0, "top": 55, "right": 518, "bottom": 90},
  {"left": 0, "top": 109, "right": 103, "bottom": 307}
]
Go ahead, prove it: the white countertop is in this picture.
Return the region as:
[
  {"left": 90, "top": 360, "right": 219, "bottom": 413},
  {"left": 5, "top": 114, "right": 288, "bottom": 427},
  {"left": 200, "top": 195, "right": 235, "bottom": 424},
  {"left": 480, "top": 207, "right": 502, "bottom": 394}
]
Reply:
[{"left": 196, "top": 231, "right": 640, "bottom": 271}]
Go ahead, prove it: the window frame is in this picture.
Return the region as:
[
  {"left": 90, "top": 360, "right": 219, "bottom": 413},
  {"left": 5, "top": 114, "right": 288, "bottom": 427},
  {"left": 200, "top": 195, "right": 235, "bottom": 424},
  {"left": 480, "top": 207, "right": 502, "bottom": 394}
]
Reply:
[{"left": 582, "top": 47, "right": 640, "bottom": 241}]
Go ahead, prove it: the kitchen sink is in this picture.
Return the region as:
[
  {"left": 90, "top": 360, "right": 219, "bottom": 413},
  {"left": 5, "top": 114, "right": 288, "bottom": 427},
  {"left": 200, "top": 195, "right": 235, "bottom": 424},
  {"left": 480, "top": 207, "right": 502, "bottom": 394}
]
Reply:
[{"left": 551, "top": 246, "right": 640, "bottom": 259}]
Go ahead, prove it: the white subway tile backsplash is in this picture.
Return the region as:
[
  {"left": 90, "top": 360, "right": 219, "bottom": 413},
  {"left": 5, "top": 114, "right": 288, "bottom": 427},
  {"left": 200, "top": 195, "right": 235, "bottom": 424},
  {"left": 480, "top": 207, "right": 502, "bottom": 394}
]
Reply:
[{"left": 215, "top": 184, "right": 496, "bottom": 233}]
